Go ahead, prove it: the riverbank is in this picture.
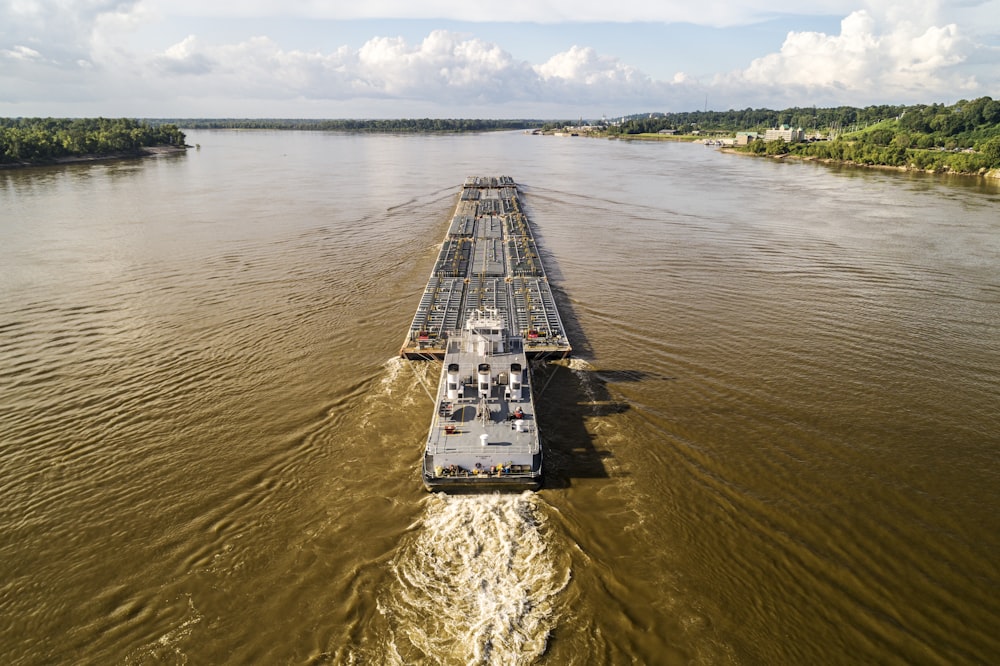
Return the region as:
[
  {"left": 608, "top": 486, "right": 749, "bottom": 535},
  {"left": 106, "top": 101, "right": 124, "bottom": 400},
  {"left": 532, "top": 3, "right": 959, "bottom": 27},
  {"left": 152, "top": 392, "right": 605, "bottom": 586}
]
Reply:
[
  {"left": 0, "top": 144, "right": 188, "bottom": 170},
  {"left": 598, "top": 130, "right": 1000, "bottom": 179},
  {"left": 719, "top": 146, "right": 1000, "bottom": 180}
]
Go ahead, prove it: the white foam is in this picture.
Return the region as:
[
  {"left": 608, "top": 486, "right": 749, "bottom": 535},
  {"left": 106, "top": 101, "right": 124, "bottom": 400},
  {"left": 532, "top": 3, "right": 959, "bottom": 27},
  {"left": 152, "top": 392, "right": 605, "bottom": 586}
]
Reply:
[
  {"left": 378, "top": 356, "right": 406, "bottom": 395},
  {"left": 566, "top": 358, "right": 599, "bottom": 404},
  {"left": 382, "top": 492, "right": 569, "bottom": 664},
  {"left": 124, "top": 594, "right": 202, "bottom": 665}
]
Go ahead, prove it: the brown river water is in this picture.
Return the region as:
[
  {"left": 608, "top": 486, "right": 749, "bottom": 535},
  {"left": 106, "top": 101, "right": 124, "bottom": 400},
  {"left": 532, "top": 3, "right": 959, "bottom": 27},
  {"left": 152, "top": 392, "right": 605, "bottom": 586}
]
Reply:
[{"left": 2, "top": 130, "right": 999, "bottom": 665}]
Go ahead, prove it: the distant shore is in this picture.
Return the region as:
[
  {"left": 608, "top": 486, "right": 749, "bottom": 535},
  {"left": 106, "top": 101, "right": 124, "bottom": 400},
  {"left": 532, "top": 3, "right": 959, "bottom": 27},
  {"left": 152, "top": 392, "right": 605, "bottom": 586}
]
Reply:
[{"left": 0, "top": 144, "right": 188, "bottom": 170}]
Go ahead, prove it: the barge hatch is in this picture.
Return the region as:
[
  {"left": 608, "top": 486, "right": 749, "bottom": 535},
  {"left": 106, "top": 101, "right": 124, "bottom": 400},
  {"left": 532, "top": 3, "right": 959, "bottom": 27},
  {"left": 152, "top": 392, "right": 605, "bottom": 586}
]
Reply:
[{"left": 401, "top": 176, "right": 571, "bottom": 360}]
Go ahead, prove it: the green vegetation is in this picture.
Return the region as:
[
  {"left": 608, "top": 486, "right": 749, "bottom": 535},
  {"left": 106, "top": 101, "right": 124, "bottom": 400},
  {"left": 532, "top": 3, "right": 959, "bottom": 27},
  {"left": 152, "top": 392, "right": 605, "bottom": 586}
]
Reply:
[
  {"left": 1, "top": 117, "right": 186, "bottom": 165},
  {"left": 609, "top": 98, "right": 1000, "bottom": 173},
  {"left": 742, "top": 108, "right": 1000, "bottom": 173},
  {"left": 539, "top": 121, "right": 576, "bottom": 132},
  {"left": 610, "top": 105, "right": 907, "bottom": 135},
  {"left": 744, "top": 131, "right": 1000, "bottom": 173},
  {"left": 169, "top": 118, "right": 540, "bottom": 132}
]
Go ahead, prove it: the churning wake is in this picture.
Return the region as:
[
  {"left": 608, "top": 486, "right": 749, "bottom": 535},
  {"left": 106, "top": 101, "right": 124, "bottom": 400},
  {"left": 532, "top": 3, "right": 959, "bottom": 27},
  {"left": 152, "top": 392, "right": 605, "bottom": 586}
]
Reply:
[{"left": 380, "top": 492, "right": 570, "bottom": 665}]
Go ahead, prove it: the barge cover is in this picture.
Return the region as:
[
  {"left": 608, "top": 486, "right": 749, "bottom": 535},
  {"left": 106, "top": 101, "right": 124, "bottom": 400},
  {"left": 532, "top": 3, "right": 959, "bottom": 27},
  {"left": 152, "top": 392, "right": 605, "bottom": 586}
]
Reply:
[{"left": 401, "top": 176, "right": 572, "bottom": 359}]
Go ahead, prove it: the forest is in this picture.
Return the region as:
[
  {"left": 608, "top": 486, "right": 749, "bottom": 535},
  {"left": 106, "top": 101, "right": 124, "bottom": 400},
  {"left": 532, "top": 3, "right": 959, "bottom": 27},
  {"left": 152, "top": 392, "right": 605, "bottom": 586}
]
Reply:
[
  {"left": 611, "top": 97, "right": 1000, "bottom": 137},
  {"left": 169, "top": 118, "right": 538, "bottom": 132},
  {"left": 0, "top": 118, "right": 186, "bottom": 165},
  {"left": 613, "top": 97, "right": 1000, "bottom": 173},
  {"left": 743, "top": 127, "right": 1000, "bottom": 172}
]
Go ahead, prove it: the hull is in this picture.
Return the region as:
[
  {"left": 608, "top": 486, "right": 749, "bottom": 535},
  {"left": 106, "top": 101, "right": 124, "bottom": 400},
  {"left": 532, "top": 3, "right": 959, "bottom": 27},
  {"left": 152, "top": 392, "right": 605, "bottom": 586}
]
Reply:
[
  {"left": 423, "top": 477, "right": 542, "bottom": 492},
  {"left": 422, "top": 458, "right": 542, "bottom": 492}
]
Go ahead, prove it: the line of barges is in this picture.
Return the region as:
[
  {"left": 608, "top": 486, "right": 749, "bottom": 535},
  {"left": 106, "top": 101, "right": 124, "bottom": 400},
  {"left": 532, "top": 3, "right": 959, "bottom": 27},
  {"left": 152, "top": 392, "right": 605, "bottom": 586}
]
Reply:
[{"left": 401, "top": 177, "right": 571, "bottom": 490}]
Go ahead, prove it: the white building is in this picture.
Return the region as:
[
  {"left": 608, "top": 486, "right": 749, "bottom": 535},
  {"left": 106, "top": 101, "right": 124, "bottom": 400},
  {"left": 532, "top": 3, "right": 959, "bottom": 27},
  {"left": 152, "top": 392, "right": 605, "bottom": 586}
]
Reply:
[{"left": 764, "top": 125, "right": 805, "bottom": 142}]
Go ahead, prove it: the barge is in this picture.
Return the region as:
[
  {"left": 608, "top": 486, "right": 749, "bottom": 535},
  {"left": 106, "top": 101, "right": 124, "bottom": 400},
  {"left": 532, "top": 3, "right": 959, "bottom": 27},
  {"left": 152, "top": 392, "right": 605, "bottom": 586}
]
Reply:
[{"left": 402, "top": 177, "right": 571, "bottom": 491}]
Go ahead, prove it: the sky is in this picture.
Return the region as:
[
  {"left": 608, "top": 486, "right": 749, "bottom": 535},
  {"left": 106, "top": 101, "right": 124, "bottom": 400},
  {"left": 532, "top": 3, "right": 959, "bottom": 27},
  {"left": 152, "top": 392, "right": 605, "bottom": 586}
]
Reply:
[{"left": 2, "top": 0, "right": 999, "bottom": 119}]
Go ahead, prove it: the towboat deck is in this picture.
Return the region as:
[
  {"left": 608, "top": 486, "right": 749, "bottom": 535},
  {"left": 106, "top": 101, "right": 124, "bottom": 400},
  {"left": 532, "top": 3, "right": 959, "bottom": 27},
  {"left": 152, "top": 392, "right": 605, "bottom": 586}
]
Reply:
[
  {"left": 422, "top": 312, "right": 541, "bottom": 490},
  {"left": 401, "top": 176, "right": 571, "bottom": 360}
]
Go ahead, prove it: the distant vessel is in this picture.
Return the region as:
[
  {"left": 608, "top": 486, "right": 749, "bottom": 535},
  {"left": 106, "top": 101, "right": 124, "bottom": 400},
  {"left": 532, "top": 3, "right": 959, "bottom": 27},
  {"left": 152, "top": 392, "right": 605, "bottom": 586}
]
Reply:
[{"left": 402, "top": 177, "right": 571, "bottom": 491}]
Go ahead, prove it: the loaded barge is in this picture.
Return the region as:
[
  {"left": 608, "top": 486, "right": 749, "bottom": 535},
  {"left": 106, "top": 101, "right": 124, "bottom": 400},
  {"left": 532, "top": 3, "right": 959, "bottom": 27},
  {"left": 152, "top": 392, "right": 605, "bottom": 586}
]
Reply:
[{"left": 402, "top": 176, "right": 571, "bottom": 491}]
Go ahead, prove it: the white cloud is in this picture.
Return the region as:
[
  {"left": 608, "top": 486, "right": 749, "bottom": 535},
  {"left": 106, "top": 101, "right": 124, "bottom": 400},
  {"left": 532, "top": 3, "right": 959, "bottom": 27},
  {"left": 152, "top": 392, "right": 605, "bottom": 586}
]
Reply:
[
  {"left": 1, "top": 0, "right": 997, "bottom": 116},
  {"left": 722, "top": 8, "right": 981, "bottom": 105},
  {"left": 0, "top": 0, "right": 145, "bottom": 63},
  {"left": 739, "top": 12, "right": 881, "bottom": 88},
  {"left": 131, "top": 30, "right": 664, "bottom": 109},
  {"left": 530, "top": 46, "right": 664, "bottom": 106},
  {"left": 154, "top": 35, "right": 215, "bottom": 74},
  {"left": 1, "top": 44, "right": 43, "bottom": 60},
  {"left": 536, "top": 46, "right": 646, "bottom": 85}
]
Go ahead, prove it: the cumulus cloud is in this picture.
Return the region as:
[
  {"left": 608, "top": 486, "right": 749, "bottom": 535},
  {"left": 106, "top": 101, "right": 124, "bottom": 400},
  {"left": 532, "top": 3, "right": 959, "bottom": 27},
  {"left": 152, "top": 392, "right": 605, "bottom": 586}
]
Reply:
[
  {"left": 2, "top": 45, "right": 44, "bottom": 61},
  {"left": 739, "top": 12, "right": 882, "bottom": 88},
  {"left": 0, "top": 0, "right": 145, "bottom": 65},
  {"left": 154, "top": 35, "right": 215, "bottom": 75},
  {"left": 720, "top": 7, "right": 981, "bottom": 106},
  {"left": 530, "top": 46, "right": 663, "bottom": 105},
  {"left": 536, "top": 46, "right": 645, "bottom": 85},
  {"left": 1, "top": 0, "right": 997, "bottom": 116},
  {"left": 353, "top": 31, "right": 524, "bottom": 97},
  {"left": 134, "top": 30, "right": 664, "bottom": 109}
]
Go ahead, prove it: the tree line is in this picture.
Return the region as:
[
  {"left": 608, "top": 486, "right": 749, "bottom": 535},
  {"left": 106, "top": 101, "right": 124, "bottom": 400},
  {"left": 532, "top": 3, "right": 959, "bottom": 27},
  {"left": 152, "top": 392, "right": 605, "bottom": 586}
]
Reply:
[
  {"left": 609, "top": 98, "right": 1000, "bottom": 139},
  {"left": 1, "top": 117, "right": 186, "bottom": 164},
  {"left": 606, "top": 97, "right": 1000, "bottom": 172},
  {"left": 736, "top": 98, "right": 1000, "bottom": 172},
  {"left": 611, "top": 106, "right": 902, "bottom": 135},
  {"left": 167, "top": 118, "right": 539, "bottom": 132}
]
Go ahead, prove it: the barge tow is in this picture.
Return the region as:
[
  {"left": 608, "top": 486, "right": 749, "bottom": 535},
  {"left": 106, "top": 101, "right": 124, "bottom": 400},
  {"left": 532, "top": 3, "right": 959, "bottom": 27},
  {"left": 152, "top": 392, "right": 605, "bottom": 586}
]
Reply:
[{"left": 402, "top": 177, "right": 571, "bottom": 491}]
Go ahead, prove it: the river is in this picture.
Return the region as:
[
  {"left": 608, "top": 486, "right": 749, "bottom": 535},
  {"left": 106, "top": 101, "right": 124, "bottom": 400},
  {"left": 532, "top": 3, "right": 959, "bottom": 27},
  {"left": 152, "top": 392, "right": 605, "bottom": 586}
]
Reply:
[{"left": 1, "top": 130, "right": 998, "bottom": 665}]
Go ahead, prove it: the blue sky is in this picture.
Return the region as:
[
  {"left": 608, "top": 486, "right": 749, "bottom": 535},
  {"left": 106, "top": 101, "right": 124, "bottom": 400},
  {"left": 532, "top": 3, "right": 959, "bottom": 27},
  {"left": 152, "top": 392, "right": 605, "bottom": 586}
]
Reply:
[{"left": 2, "top": 0, "right": 999, "bottom": 118}]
